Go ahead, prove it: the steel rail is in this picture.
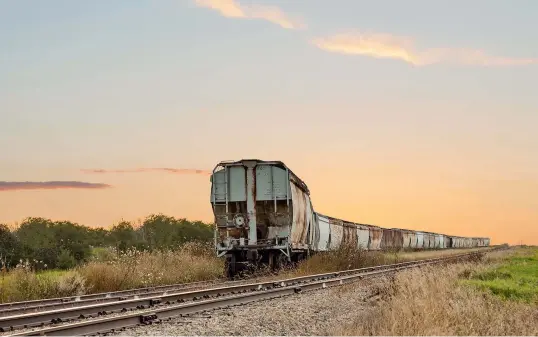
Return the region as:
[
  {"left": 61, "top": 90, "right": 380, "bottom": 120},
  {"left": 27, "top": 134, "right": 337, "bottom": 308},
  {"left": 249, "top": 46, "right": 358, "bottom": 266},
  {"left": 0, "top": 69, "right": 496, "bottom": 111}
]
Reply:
[
  {"left": 0, "top": 279, "right": 225, "bottom": 312},
  {"left": 0, "top": 248, "right": 498, "bottom": 334},
  {"left": 0, "top": 278, "right": 258, "bottom": 317},
  {"left": 0, "top": 253, "right": 444, "bottom": 317},
  {"left": 5, "top": 249, "right": 494, "bottom": 337}
]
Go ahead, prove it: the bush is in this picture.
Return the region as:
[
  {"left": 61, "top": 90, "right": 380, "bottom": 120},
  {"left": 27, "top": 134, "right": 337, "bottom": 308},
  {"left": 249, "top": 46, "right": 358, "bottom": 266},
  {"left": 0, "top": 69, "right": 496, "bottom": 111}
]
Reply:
[{"left": 57, "top": 249, "right": 77, "bottom": 269}]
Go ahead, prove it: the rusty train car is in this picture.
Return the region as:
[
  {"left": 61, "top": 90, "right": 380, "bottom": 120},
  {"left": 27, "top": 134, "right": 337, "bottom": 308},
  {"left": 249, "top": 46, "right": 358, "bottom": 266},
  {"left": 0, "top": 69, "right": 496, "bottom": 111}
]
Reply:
[{"left": 210, "top": 159, "right": 490, "bottom": 277}]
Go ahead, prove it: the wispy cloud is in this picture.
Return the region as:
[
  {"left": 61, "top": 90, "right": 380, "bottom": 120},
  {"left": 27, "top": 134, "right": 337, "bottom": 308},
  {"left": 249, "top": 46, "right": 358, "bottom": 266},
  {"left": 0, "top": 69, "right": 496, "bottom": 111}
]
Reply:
[
  {"left": 0, "top": 181, "right": 111, "bottom": 191},
  {"left": 81, "top": 168, "right": 212, "bottom": 176},
  {"left": 311, "top": 32, "right": 538, "bottom": 66},
  {"left": 194, "top": 0, "right": 305, "bottom": 30}
]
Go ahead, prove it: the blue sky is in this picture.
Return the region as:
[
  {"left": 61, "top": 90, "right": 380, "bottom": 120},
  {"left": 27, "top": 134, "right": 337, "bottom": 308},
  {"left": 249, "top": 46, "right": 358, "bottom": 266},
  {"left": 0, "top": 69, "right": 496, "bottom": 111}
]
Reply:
[{"left": 1, "top": 0, "right": 537, "bottom": 243}]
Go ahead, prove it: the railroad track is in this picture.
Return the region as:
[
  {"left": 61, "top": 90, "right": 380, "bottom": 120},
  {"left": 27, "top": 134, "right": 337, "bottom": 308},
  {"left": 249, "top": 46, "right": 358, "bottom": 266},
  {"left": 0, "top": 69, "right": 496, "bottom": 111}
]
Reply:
[
  {"left": 0, "top": 247, "right": 493, "bottom": 317},
  {"left": 1, "top": 247, "right": 502, "bottom": 336},
  {"left": 0, "top": 279, "right": 229, "bottom": 316}
]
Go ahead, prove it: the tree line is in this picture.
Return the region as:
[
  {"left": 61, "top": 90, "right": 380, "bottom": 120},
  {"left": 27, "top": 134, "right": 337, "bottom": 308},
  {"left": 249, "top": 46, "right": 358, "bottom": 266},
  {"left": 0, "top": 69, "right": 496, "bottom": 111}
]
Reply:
[{"left": 0, "top": 214, "right": 214, "bottom": 270}]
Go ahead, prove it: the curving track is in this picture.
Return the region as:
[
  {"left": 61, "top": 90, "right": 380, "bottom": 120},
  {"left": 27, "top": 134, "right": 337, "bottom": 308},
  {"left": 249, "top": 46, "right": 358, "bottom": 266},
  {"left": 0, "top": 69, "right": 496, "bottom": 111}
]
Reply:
[{"left": 1, "top": 247, "right": 504, "bottom": 336}]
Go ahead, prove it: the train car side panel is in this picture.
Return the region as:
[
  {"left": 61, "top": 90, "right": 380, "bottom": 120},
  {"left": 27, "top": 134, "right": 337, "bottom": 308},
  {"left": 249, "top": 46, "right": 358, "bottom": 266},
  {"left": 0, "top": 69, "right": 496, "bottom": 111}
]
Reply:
[
  {"left": 289, "top": 182, "right": 313, "bottom": 249},
  {"left": 357, "top": 225, "right": 370, "bottom": 250},
  {"left": 416, "top": 232, "right": 424, "bottom": 249},
  {"left": 342, "top": 222, "right": 358, "bottom": 248},
  {"left": 368, "top": 227, "right": 383, "bottom": 250},
  {"left": 329, "top": 219, "right": 343, "bottom": 250},
  {"left": 409, "top": 231, "right": 418, "bottom": 248},
  {"left": 315, "top": 213, "right": 331, "bottom": 251}
]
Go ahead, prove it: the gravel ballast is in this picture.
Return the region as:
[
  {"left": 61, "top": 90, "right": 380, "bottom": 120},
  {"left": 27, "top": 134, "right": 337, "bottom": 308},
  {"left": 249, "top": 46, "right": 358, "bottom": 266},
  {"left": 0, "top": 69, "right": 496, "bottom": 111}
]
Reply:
[{"left": 110, "top": 276, "right": 391, "bottom": 336}]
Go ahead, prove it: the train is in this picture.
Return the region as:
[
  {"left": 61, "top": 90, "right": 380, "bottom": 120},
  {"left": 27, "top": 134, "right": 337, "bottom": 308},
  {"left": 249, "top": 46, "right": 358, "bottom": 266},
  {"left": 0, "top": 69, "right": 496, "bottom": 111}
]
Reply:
[{"left": 210, "top": 159, "right": 490, "bottom": 277}]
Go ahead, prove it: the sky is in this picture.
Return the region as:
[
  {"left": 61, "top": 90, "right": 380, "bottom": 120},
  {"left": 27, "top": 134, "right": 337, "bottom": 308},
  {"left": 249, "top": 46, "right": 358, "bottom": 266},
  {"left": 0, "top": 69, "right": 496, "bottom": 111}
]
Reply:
[{"left": 1, "top": 0, "right": 537, "bottom": 245}]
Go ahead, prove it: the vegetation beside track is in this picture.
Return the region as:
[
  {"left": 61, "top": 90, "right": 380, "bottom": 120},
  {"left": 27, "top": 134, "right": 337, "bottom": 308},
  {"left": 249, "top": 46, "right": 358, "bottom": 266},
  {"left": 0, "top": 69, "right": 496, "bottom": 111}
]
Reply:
[
  {"left": 336, "top": 246, "right": 538, "bottom": 336},
  {"left": 462, "top": 246, "right": 538, "bottom": 303},
  {"left": 0, "top": 238, "right": 491, "bottom": 304},
  {"left": 0, "top": 242, "right": 223, "bottom": 303}
]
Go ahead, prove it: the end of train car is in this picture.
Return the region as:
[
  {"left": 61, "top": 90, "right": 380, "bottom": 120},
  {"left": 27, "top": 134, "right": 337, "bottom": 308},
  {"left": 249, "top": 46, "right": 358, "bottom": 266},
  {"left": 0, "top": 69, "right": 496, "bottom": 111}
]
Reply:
[{"left": 209, "top": 159, "right": 313, "bottom": 277}]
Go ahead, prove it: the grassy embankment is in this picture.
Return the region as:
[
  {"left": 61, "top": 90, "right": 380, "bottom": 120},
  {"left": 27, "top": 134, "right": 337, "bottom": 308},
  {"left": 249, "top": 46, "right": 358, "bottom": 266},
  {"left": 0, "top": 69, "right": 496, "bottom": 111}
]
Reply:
[
  {"left": 0, "top": 244, "right": 490, "bottom": 304},
  {"left": 337, "top": 246, "right": 538, "bottom": 336}
]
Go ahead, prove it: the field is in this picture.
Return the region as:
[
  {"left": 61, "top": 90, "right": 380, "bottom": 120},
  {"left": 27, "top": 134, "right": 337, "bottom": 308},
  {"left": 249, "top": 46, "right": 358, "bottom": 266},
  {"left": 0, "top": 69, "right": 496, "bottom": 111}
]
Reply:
[{"left": 0, "top": 245, "right": 488, "bottom": 303}]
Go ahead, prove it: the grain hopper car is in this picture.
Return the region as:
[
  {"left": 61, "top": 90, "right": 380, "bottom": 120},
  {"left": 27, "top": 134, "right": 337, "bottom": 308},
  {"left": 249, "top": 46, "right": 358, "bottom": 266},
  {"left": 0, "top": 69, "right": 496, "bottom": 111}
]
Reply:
[{"left": 210, "top": 159, "right": 490, "bottom": 278}]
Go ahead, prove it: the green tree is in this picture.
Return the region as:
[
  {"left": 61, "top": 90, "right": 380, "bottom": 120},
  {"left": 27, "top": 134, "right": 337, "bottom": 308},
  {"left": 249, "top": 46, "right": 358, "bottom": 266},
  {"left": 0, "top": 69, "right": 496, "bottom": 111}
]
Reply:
[
  {"left": 0, "top": 224, "right": 21, "bottom": 268},
  {"left": 15, "top": 217, "right": 58, "bottom": 269},
  {"left": 52, "top": 221, "right": 91, "bottom": 263},
  {"left": 110, "top": 221, "right": 138, "bottom": 252},
  {"left": 140, "top": 214, "right": 214, "bottom": 250},
  {"left": 57, "top": 248, "right": 77, "bottom": 269}
]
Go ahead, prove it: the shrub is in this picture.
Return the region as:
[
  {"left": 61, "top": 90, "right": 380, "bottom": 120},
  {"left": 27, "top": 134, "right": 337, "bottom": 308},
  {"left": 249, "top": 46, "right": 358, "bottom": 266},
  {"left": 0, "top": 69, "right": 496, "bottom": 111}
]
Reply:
[{"left": 57, "top": 249, "right": 77, "bottom": 269}]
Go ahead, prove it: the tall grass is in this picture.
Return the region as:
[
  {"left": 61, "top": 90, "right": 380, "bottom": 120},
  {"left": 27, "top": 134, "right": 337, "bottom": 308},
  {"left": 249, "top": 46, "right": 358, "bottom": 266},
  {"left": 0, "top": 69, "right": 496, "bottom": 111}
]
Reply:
[
  {"left": 79, "top": 242, "right": 224, "bottom": 293},
  {"left": 0, "top": 242, "right": 223, "bottom": 303},
  {"left": 0, "top": 242, "right": 491, "bottom": 303},
  {"left": 336, "top": 248, "right": 538, "bottom": 336},
  {"left": 288, "top": 245, "right": 487, "bottom": 277},
  {"left": 0, "top": 261, "right": 86, "bottom": 303}
]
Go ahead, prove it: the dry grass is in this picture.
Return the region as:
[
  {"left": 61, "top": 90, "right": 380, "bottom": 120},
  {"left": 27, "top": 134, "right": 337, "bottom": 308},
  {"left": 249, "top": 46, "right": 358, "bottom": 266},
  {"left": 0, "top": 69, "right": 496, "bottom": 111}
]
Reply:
[
  {"left": 336, "top": 247, "right": 538, "bottom": 336},
  {"left": 0, "top": 243, "right": 495, "bottom": 303},
  {"left": 0, "top": 242, "right": 223, "bottom": 303},
  {"left": 0, "top": 267, "right": 86, "bottom": 303},
  {"left": 284, "top": 245, "right": 489, "bottom": 277},
  {"left": 391, "top": 247, "right": 488, "bottom": 262},
  {"left": 79, "top": 242, "right": 224, "bottom": 293}
]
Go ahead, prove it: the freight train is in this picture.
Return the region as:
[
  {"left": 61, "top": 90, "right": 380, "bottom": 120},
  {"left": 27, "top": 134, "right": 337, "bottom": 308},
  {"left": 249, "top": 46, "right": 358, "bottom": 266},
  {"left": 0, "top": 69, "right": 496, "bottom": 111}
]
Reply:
[{"left": 210, "top": 159, "right": 490, "bottom": 277}]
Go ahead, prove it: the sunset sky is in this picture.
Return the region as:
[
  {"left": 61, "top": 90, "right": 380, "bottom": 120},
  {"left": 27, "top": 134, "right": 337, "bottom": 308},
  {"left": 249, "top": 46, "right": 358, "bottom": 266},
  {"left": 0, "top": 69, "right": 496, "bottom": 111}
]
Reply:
[{"left": 2, "top": 0, "right": 537, "bottom": 245}]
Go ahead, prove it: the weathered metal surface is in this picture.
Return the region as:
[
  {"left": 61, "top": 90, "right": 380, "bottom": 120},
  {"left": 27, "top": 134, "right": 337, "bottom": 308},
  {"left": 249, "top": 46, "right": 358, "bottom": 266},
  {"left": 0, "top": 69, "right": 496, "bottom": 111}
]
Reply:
[
  {"left": 255, "top": 165, "right": 289, "bottom": 201},
  {"left": 442, "top": 235, "right": 450, "bottom": 248},
  {"left": 245, "top": 162, "right": 257, "bottom": 245},
  {"left": 409, "top": 231, "right": 417, "bottom": 248},
  {"left": 315, "top": 214, "right": 330, "bottom": 251},
  {"left": 394, "top": 229, "right": 404, "bottom": 248},
  {"left": 381, "top": 229, "right": 404, "bottom": 249},
  {"left": 329, "top": 218, "right": 344, "bottom": 249},
  {"left": 402, "top": 230, "right": 412, "bottom": 248},
  {"left": 341, "top": 222, "right": 358, "bottom": 248},
  {"left": 357, "top": 225, "right": 370, "bottom": 250},
  {"left": 434, "top": 234, "right": 441, "bottom": 249},
  {"left": 308, "top": 201, "right": 320, "bottom": 250},
  {"left": 290, "top": 182, "right": 313, "bottom": 247},
  {"left": 415, "top": 232, "right": 424, "bottom": 249},
  {"left": 423, "top": 233, "right": 431, "bottom": 249},
  {"left": 427, "top": 233, "right": 436, "bottom": 249},
  {"left": 368, "top": 226, "right": 383, "bottom": 250},
  {"left": 212, "top": 166, "right": 247, "bottom": 202}
]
